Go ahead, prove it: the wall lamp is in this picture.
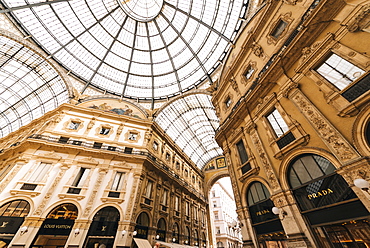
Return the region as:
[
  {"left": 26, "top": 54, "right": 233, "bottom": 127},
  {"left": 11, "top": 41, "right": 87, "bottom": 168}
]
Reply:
[
  {"left": 156, "top": 235, "right": 160, "bottom": 240},
  {"left": 354, "top": 178, "right": 369, "bottom": 193},
  {"left": 74, "top": 228, "right": 80, "bottom": 237},
  {"left": 133, "top": 230, "right": 137, "bottom": 236},
  {"left": 272, "top": 207, "right": 287, "bottom": 218},
  {"left": 19, "top": 226, "right": 28, "bottom": 235},
  {"left": 121, "top": 230, "right": 127, "bottom": 237},
  {"left": 172, "top": 238, "right": 176, "bottom": 242}
]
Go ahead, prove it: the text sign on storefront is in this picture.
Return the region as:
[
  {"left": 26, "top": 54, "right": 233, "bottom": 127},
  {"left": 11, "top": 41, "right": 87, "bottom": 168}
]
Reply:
[{"left": 38, "top": 219, "right": 74, "bottom": 235}]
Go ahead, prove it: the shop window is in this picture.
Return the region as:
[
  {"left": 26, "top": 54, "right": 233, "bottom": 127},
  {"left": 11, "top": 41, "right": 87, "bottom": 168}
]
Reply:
[
  {"left": 316, "top": 53, "right": 365, "bottom": 91},
  {"left": 184, "top": 226, "right": 190, "bottom": 245},
  {"left": 100, "top": 127, "right": 111, "bottom": 135},
  {"left": 47, "top": 203, "right": 78, "bottom": 219},
  {"left": 68, "top": 121, "right": 80, "bottom": 130},
  {"left": 135, "top": 212, "right": 150, "bottom": 239},
  {"left": 0, "top": 200, "right": 30, "bottom": 217},
  {"left": 172, "top": 223, "right": 180, "bottom": 243},
  {"left": 156, "top": 218, "right": 166, "bottom": 241},
  {"left": 21, "top": 162, "right": 51, "bottom": 190},
  {"left": 108, "top": 172, "right": 125, "bottom": 198},
  {"left": 67, "top": 167, "right": 90, "bottom": 194}
]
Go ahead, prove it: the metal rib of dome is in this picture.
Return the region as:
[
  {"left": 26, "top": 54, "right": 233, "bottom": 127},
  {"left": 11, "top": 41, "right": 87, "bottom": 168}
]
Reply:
[{"left": 2, "top": 0, "right": 248, "bottom": 101}]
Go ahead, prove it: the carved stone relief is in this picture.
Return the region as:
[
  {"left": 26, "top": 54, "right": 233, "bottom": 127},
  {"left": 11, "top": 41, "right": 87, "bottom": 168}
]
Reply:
[
  {"left": 347, "top": 4, "right": 370, "bottom": 33},
  {"left": 82, "top": 169, "right": 107, "bottom": 218},
  {"left": 291, "top": 90, "right": 359, "bottom": 162}
]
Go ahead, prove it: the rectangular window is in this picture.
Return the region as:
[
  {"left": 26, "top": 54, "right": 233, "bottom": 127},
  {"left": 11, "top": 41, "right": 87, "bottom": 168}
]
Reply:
[
  {"left": 93, "top": 142, "right": 103, "bottom": 149},
  {"left": 58, "top": 136, "right": 69, "bottom": 144},
  {"left": 271, "top": 20, "right": 288, "bottom": 39},
  {"left": 185, "top": 202, "right": 190, "bottom": 216},
  {"left": 28, "top": 162, "right": 51, "bottom": 183},
  {"left": 128, "top": 133, "right": 138, "bottom": 140},
  {"left": 124, "top": 147, "right": 133, "bottom": 154},
  {"left": 316, "top": 54, "right": 365, "bottom": 90},
  {"left": 175, "top": 196, "right": 180, "bottom": 211},
  {"left": 0, "top": 164, "right": 12, "bottom": 181},
  {"left": 153, "top": 141, "right": 158, "bottom": 150},
  {"left": 72, "top": 168, "right": 90, "bottom": 187},
  {"left": 100, "top": 127, "right": 110, "bottom": 135},
  {"left": 236, "top": 140, "right": 249, "bottom": 164},
  {"left": 244, "top": 66, "right": 255, "bottom": 80},
  {"left": 267, "top": 109, "right": 289, "bottom": 137},
  {"left": 68, "top": 122, "right": 80, "bottom": 130},
  {"left": 111, "top": 172, "right": 125, "bottom": 191},
  {"left": 225, "top": 97, "right": 232, "bottom": 108},
  {"left": 145, "top": 180, "right": 153, "bottom": 198},
  {"left": 161, "top": 189, "right": 168, "bottom": 205}
]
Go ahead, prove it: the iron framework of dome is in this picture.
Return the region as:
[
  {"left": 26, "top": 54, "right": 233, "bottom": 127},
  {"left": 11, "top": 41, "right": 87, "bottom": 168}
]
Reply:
[{"left": 1, "top": 0, "right": 249, "bottom": 102}]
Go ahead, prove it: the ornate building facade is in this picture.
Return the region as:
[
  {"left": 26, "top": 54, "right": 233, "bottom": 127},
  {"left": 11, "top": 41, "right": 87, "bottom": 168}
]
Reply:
[
  {"left": 212, "top": 0, "right": 370, "bottom": 247},
  {"left": 0, "top": 99, "right": 209, "bottom": 248}
]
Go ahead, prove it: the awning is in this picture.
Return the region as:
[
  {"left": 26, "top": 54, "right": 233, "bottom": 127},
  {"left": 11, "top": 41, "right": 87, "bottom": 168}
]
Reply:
[{"left": 134, "top": 238, "right": 153, "bottom": 248}]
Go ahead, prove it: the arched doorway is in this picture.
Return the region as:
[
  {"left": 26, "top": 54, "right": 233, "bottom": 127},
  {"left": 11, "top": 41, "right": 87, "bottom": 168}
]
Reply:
[
  {"left": 156, "top": 218, "right": 166, "bottom": 241},
  {"left": 172, "top": 223, "right": 179, "bottom": 244},
  {"left": 31, "top": 203, "right": 78, "bottom": 248},
  {"left": 288, "top": 153, "right": 370, "bottom": 247},
  {"left": 246, "top": 182, "right": 286, "bottom": 247},
  {"left": 83, "top": 206, "right": 120, "bottom": 248},
  {"left": 135, "top": 212, "right": 150, "bottom": 239},
  {"left": 184, "top": 226, "right": 190, "bottom": 245},
  {"left": 0, "top": 200, "right": 30, "bottom": 246}
]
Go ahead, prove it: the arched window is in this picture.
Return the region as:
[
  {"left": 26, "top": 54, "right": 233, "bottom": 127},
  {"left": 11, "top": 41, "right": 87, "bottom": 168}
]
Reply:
[
  {"left": 184, "top": 226, "right": 190, "bottom": 245},
  {"left": 135, "top": 212, "right": 150, "bottom": 239},
  {"left": 194, "top": 229, "right": 199, "bottom": 246},
  {"left": 156, "top": 218, "right": 166, "bottom": 241},
  {"left": 0, "top": 200, "right": 30, "bottom": 217},
  {"left": 247, "top": 182, "right": 270, "bottom": 206},
  {"left": 46, "top": 203, "right": 78, "bottom": 219},
  {"left": 288, "top": 154, "right": 336, "bottom": 188},
  {"left": 217, "top": 241, "right": 224, "bottom": 248},
  {"left": 172, "top": 223, "right": 179, "bottom": 243}
]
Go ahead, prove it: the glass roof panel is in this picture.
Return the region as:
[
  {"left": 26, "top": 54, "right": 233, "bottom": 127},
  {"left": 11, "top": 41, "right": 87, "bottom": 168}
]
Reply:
[
  {"left": 0, "top": 36, "right": 69, "bottom": 138},
  {"left": 3, "top": 0, "right": 247, "bottom": 101},
  {"left": 156, "top": 94, "right": 222, "bottom": 169}
]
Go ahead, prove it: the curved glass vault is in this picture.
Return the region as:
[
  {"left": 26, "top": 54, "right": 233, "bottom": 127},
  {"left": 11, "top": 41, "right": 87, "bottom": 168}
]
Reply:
[
  {"left": 0, "top": 36, "right": 69, "bottom": 138},
  {"left": 2, "top": 0, "right": 248, "bottom": 101},
  {"left": 156, "top": 94, "right": 222, "bottom": 169}
]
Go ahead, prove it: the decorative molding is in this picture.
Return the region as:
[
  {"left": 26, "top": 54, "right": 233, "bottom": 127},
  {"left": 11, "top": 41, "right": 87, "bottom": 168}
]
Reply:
[
  {"left": 0, "top": 163, "right": 22, "bottom": 192},
  {"left": 346, "top": 4, "right": 370, "bottom": 33},
  {"left": 250, "top": 130, "right": 281, "bottom": 191},
  {"left": 282, "top": 0, "right": 302, "bottom": 5},
  {"left": 82, "top": 169, "right": 107, "bottom": 218},
  {"left": 33, "top": 165, "right": 68, "bottom": 215},
  {"left": 251, "top": 42, "right": 264, "bottom": 58},
  {"left": 291, "top": 90, "right": 359, "bottom": 162},
  {"left": 267, "top": 12, "right": 293, "bottom": 45}
]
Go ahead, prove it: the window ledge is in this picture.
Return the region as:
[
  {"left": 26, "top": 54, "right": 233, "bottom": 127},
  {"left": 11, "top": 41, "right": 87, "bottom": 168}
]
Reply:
[
  {"left": 239, "top": 167, "right": 259, "bottom": 182},
  {"left": 101, "top": 197, "right": 124, "bottom": 203},
  {"left": 58, "top": 193, "right": 85, "bottom": 200},
  {"left": 10, "top": 189, "right": 41, "bottom": 197}
]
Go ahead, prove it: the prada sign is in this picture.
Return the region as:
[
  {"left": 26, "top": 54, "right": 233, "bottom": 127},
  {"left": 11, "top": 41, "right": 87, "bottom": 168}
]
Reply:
[
  {"left": 307, "top": 188, "right": 333, "bottom": 200},
  {"left": 249, "top": 199, "right": 278, "bottom": 224}
]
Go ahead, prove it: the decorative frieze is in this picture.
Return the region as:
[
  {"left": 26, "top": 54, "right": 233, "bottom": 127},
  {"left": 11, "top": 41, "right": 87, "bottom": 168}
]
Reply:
[{"left": 291, "top": 90, "right": 359, "bottom": 162}]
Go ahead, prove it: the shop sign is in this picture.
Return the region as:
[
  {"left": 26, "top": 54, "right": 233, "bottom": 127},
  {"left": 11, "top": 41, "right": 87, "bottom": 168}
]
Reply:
[
  {"left": 88, "top": 221, "right": 118, "bottom": 236},
  {"left": 307, "top": 189, "right": 333, "bottom": 200},
  {"left": 0, "top": 217, "right": 24, "bottom": 234},
  {"left": 38, "top": 219, "right": 74, "bottom": 235},
  {"left": 256, "top": 209, "right": 270, "bottom": 216}
]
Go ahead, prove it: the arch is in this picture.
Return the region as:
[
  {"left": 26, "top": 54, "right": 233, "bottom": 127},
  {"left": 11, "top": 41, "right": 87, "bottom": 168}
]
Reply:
[
  {"left": 184, "top": 226, "right": 190, "bottom": 245},
  {"left": 352, "top": 102, "right": 370, "bottom": 155},
  {"left": 205, "top": 170, "right": 231, "bottom": 197},
  {"left": 40, "top": 200, "right": 82, "bottom": 219},
  {"left": 136, "top": 212, "right": 150, "bottom": 226},
  {"left": 240, "top": 176, "right": 272, "bottom": 208},
  {"left": 0, "top": 196, "right": 34, "bottom": 215},
  {"left": 88, "top": 203, "right": 124, "bottom": 222},
  {"left": 172, "top": 222, "right": 180, "bottom": 243},
  {"left": 46, "top": 203, "right": 78, "bottom": 219},
  {"left": 246, "top": 181, "right": 271, "bottom": 206},
  {"left": 135, "top": 212, "right": 151, "bottom": 239},
  {"left": 278, "top": 147, "right": 341, "bottom": 191},
  {"left": 156, "top": 218, "right": 166, "bottom": 241},
  {"left": 0, "top": 199, "right": 30, "bottom": 217}
]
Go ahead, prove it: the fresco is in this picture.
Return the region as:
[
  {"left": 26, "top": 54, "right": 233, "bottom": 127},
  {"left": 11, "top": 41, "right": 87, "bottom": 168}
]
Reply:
[{"left": 79, "top": 99, "right": 145, "bottom": 119}]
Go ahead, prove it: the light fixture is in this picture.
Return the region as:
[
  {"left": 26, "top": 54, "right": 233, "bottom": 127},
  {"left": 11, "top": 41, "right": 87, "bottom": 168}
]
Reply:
[
  {"left": 19, "top": 226, "right": 28, "bottom": 235},
  {"left": 172, "top": 238, "right": 176, "bottom": 242},
  {"left": 133, "top": 230, "right": 137, "bottom": 236},
  {"left": 354, "top": 178, "right": 369, "bottom": 192},
  {"left": 122, "top": 230, "right": 127, "bottom": 237},
  {"left": 74, "top": 228, "right": 80, "bottom": 237},
  {"left": 272, "top": 207, "right": 287, "bottom": 217},
  {"left": 185, "top": 240, "right": 188, "bottom": 244},
  {"left": 156, "top": 234, "right": 160, "bottom": 239}
]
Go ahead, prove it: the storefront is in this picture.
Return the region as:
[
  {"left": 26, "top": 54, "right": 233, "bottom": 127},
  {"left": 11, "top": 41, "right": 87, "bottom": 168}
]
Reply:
[
  {"left": 83, "top": 206, "right": 120, "bottom": 248},
  {"left": 288, "top": 154, "right": 370, "bottom": 247},
  {"left": 0, "top": 200, "right": 30, "bottom": 247},
  {"left": 247, "top": 182, "right": 287, "bottom": 248},
  {"left": 156, "top": 218, "right": 166, "bottom": 242},
  {"left": 31, "top": 203, "right": 77, "bottom": 248}
]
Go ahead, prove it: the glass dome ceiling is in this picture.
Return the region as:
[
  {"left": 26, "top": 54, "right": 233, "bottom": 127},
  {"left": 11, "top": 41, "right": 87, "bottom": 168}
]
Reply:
[{"left": 2, "top": 0, "right": 248, "bottom": 101}]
